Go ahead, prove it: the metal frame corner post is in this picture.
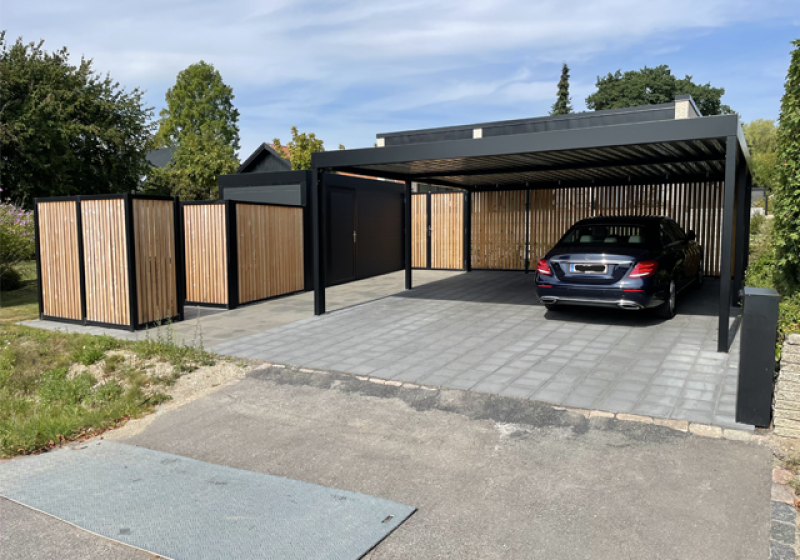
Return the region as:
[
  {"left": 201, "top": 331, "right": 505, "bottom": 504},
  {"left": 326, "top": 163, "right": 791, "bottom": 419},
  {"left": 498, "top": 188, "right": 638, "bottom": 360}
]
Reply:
[
  {"left": 405, "top": 180, "right": 412, "bottom": 289},
  {"left": 225, "top": 200, "right": 239, "bottom": 310},
  {"left": 732, "top": 158, "right": 748, "bottom": 305},
  {"left": 124, "top": 194, "right": 139, "bottom": 331},
  {"left": 312, "top": 165, "right": 326, "bottom": 315},
  {"left": 718, "top": 136, "right": 738, "bottom": 352},
  {"left": 173, "top": 197, "right": 185, "bottom": 321},
  {"left": 74, "top": 198, "right": 87, "bottom": 324},
  {"left": 33, "top": 200, "right": 45, "bottom": 319}
]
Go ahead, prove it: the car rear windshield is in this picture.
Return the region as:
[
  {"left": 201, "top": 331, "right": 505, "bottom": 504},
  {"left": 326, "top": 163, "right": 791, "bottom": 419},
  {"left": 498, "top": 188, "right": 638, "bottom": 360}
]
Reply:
[{"left": 560, "top": 224, "right": 652, "bottom": 246}]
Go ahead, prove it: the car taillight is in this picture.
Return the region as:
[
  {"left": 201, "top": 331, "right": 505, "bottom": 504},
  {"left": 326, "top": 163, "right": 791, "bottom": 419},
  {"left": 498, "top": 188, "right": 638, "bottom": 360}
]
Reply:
[
  {"left": 629, "top": 260, "right": 658, "bottom": 279},
  {"left": 536, "top": 259, "right": 552, "bottom": 276}
]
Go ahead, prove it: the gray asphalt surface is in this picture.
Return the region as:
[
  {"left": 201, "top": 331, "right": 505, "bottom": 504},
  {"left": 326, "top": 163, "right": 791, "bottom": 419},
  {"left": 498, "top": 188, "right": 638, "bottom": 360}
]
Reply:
[{"left": 3, "top": 365, "right": 773, "bottom": 559}]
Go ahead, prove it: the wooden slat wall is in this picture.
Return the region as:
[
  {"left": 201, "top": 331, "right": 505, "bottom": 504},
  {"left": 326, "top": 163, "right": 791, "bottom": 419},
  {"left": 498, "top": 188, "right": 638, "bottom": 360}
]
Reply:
[
  {"left": 81, "top": 199, "right": 130, "bottom": 325},
  {"left": 529, "top": 187, "right": 593, "bottom": 263},
  {"left": 236, "top": 204, "right": 304, "bottom": 305},
  {"left": 431, "top": 193, "right": 463, "bottom": 269},
  {"left": 183, "top": 205, "right": 228, "bottom": 305},
  {"left": 472, "top": 191, "right": 527, "bottom": 270},
  {"left": 37, "top": 201, "right": 82, "bottom": 320},
  {"left": 412, "top": 194, "right": 427, "bottom": 268},
  {"left": 133, "top": 199, "right": 178, "bottom": 325},
  {"left": 662, "top": 182, "right": 724, "bottom": 277}
]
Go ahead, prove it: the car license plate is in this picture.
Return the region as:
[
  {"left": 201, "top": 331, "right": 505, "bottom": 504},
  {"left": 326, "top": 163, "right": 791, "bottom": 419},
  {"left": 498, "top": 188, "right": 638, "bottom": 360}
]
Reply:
[{"left": 570, "top": 263, "right": 607, "bottom": 274}]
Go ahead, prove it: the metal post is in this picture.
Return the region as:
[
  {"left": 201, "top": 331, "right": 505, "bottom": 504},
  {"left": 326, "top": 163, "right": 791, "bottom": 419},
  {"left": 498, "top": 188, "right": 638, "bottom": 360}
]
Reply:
[
  {"left": 464, "top": 191, "right": 472, "bottom": 271},
  {"left": 733, "top": 157, "right": 748, "bottom": 305},
  {"left": 426, "top": 192, "right": 432, "bottom": 269},
  {"left": 744, "top": 173, "right": 753, "bottom": 270},
  {"left": 524, "top": 189, "right": 531, "bottom": 273},
  {"left": 405, "top": 180, "right": 412, "bottom": 289},
  {"left": 33, "top": 200, "right": 44, "bottom": 319},
  {"left": 718, "top": 136, "right": 738, "bottom": 352},
  {"left": 312, "top": 166, "right": 326, "bottom": 315}
]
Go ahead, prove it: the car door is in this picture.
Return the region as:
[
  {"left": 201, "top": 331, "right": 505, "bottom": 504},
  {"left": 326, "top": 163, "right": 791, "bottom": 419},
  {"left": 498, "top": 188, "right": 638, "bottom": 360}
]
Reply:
[
  {"left": 659, "top": 221, "right": 684, "bottom": 287},
  {"left": 666, "top": 220, "right": 695, "bottom": 288}
]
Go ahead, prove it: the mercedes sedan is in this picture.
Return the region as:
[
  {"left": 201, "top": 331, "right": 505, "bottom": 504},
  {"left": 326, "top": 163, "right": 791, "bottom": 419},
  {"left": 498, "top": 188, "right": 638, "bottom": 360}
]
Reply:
[{"left": 535, "top": 216, "right": 703, "bottom": 318}]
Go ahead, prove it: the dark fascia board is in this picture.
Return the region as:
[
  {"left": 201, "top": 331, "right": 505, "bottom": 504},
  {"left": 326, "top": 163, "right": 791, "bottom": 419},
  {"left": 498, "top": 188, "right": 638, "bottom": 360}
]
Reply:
[
  {"left": 323, "top": 172, "right": 404, "bottom": 193},
  {"left": 218, "top": 170, "right": 310, "bottom": 188},
  {"left": 315, "top": 114, "right": 745, "bottom": 172},
  {"left": 236, "top": 142, "right": 291, "bottom": 173},
  {"left": 375, "top": 102, "right": 677, "bottom": 140}
]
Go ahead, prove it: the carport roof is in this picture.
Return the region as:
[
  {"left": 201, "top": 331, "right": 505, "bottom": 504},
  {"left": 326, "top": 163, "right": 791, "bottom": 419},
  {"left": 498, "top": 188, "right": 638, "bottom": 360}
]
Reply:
[{"left": 313, "top": 101, "right": 751, "bottom": 190}]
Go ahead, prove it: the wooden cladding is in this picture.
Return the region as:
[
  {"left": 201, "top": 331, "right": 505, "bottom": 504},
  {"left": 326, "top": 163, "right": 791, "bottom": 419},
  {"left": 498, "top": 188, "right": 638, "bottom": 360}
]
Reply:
[
  {"left": 34, "top": 195, "right": 182, "bottom": 330},
  {"left": 37, "top": 201, "right": 82, "bottom": 320},
  {"left": 431, "top": 193, "right": 464, "bottom": 270},
  {"left": 412, "top": 194, "right": 427, "bottom": 268},
  {"left": 236, "top": 203, "right": 304, "bottom": 305},
  {"left": 472, "top": 191, "right": 528, "bottom": 270},
  {"left": 529, "top": 188, "right": 593, "bottom": 264},
  {"left": 133, "top": 199, "right": 179, "bottom": 325},
  {"left": 81, "top": 199, "right": 130, "bottom": 325},
  {"left": 183, "top": 205, "right": 228, "bottom": 305}
]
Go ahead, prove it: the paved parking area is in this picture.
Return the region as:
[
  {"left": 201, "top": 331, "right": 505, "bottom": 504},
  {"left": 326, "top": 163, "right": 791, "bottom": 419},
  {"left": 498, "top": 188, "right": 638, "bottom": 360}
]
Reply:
[{"left": 213, "top": 271, "right": 746, "bottom": 429}]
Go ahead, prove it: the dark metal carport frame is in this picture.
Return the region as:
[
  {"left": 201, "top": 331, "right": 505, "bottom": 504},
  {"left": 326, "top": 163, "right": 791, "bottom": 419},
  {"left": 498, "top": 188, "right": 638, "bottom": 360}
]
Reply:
[{"left": 310, "top": 113, "right": 752, "bottom": 353}]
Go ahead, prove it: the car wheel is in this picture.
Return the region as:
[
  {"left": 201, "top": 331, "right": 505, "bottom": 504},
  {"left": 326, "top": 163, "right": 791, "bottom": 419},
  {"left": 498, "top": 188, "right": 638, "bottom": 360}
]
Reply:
[
  {"left": 544, "top": 303, "right": 558, "bottom": 311},
  {"left": 656, "top": 280, "right": 677, "bottom": 319},
  {"left": 694, "top": 260, "right": 704, "bottom": 290}
]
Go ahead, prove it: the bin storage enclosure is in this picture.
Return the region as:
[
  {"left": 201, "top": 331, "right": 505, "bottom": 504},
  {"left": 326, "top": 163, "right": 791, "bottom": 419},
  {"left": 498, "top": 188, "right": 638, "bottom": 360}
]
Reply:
[
  {"left": 182, "top": 200, "right": 304, "bottom": 309},
  {"left": 34, "top": 195, "right": 183, "bottom": 330}
]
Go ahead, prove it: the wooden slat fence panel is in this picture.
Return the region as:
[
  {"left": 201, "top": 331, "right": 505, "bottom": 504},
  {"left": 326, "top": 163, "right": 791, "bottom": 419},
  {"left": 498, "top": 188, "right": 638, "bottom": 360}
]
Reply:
[
  {"left": 471, "top": 191, "right": 527, "bottom": 270},
  {"left": 412, "top": 194, "right": 427, "bottom": 268},
  {"left": 183, "top": 205, "right": 228, "bottom": 305},
  {"left": 81, "top": 199, "right": 130, "bottom": 325},
  {"left": 38, "top": 201, "right": 82, "bottom": 320},
  {"left": 431, "top": 193, "right": 463, "bottom": 269},
  {"left": 133, "top": 199, "right": 178, "bottom": 325},
  {"left": 529, "top": 187, "right": 593, "bottom": 263},
  {"left": 236, "top": 204, "right": 304, "bottom": 305}
]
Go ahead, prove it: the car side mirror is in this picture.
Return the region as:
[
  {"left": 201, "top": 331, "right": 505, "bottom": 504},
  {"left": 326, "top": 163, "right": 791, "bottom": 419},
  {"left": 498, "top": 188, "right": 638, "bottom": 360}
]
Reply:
[{"left": 687, "top": 230, "right": 696, "bottom": 241}]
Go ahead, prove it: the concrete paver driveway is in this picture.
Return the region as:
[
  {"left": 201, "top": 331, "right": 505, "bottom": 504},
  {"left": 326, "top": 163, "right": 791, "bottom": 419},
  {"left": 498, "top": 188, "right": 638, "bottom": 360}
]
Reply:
[{"left": 214, "top": 271, "right": 744, "bottom": 429}]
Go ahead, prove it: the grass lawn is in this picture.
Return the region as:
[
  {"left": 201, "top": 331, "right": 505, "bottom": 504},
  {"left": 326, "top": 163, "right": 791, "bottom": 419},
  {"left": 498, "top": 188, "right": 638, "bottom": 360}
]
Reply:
[{"left": 0, "top": 262, "right": 217, "bottom": 457}]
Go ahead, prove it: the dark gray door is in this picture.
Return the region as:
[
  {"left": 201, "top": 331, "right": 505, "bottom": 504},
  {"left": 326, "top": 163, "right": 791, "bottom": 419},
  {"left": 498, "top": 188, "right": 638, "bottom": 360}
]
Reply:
[{"left": 328, "top": 187, "right": 356, "bottom": 285}]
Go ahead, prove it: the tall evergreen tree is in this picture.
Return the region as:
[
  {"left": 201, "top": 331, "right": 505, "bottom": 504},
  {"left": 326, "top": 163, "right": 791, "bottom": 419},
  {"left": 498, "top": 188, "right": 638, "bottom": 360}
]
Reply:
[
  {"left": 550, "top": 63, "right": 573, "bottom": 116},
  {"left": 774, "top": 39, "right": 800, "bottom": 293}
]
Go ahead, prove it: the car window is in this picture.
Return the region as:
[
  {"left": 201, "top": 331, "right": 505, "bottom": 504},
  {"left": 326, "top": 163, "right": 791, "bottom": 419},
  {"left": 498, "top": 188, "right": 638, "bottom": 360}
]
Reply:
[
  {"left": 561, "top": 225, "right": 650, "bottom": 246},
  {"left": 666, "top": 221, "right": 686, "bottom": 241},
  {"left": 660, "top": 223, "right": 676, "bottom": 246}
]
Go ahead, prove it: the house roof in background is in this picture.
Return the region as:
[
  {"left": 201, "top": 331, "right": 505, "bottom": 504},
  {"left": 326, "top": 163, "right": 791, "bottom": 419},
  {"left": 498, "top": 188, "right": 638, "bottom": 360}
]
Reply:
[
  {"left": 145, "top": 147, "right": 176, "bottom": 168},
  {"left": 238, "top": 143, "right": 292, "bottom": 173}
]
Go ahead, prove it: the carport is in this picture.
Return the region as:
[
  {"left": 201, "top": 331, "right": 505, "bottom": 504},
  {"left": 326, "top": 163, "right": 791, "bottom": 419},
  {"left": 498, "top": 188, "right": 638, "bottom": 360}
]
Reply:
[{"left": 310, "top": 96, "right": 753, "bottom": 353}]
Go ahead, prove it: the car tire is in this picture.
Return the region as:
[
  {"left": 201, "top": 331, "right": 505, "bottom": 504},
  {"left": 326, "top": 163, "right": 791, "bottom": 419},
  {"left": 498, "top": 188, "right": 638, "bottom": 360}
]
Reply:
[
  {"left": 656, "top": 280, "right": 677, "bottom": 319},
  {"left": 544, "top": 303, "right": 558, "bottom": 311}
]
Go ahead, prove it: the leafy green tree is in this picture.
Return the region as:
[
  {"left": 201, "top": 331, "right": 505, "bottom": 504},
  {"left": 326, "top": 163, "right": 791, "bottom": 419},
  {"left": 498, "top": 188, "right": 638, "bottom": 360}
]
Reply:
[
  {"left": 144, "top": 131, "right": 238, "bottom": 200},
  {"left": 585, "top": 65, "right": 731, "bottom": 116},
  {"left": 272, "top": 127, "right": 325, "bottom": 170},
  {"left": 550, "top": 63, "right": 573, "bottom": 116},
  {"left": 743, "top": 119, "right": 779, "bottom": 192},
  {"left": 774, "top": 39, "right": 800, "bottom": 294},
  {"left": 155, "top": 61, "right": 240, "bottom": 152},
  {"left": 0, "top": 34, "right": 153, "bottom": 204}
]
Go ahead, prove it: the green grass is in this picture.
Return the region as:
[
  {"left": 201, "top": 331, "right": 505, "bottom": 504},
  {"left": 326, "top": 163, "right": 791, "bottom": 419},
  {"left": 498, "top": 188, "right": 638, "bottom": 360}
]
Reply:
[{"left": 0, "top": 262, "right": 217, "bottom": 457}]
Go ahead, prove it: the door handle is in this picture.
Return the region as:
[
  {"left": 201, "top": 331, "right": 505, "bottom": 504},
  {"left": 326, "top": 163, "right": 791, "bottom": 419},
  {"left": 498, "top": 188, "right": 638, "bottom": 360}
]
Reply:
[{"left": 353, "top": 231, "right": 357, "bottom": 243}]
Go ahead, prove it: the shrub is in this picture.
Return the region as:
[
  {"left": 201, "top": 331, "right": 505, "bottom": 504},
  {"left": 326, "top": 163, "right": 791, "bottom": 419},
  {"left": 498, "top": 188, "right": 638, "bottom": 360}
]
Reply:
[
  {"left": 750, "top": 212, "right": 766, "bottom": 234},
  {"left": 0, "top": 195, "right": 34, "bottom": 282},
  {"left": 0, "top": 267, "right": 23, "bottom": 291}
]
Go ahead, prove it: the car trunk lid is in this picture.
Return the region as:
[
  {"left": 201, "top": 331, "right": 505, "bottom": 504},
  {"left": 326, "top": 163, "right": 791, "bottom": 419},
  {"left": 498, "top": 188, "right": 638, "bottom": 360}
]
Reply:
[{"left": 547, "top": 246, "right": 652, "bottom": 285}]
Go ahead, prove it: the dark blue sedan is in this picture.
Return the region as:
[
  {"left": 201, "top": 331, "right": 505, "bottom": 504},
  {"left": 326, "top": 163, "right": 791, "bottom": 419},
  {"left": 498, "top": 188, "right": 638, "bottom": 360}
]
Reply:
[{"left": 535, "top": 216, "right": 703, "bottom": 318}]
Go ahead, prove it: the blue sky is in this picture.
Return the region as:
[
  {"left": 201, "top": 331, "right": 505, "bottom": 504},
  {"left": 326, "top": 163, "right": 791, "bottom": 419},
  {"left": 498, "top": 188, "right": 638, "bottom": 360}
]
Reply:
[{"left": 5, "top": 1, "right": 800, "bottom": 159}]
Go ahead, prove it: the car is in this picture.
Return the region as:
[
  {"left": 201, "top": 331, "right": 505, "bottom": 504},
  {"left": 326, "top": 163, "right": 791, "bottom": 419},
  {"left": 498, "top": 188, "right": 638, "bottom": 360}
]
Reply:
[{"left": 534, "top": 216, "right": 703, "bottom": 319}]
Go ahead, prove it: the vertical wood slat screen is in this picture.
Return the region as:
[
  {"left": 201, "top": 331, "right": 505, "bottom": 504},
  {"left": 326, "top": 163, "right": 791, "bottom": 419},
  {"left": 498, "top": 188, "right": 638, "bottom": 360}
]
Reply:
[
  {"left": 431, "top": 193, "right": 464, "bottom": 270},
  {"left": 471, "top": 191, "right": 528, "bottom": 270},
  {"left": 183, "top": 205, "right": 228, "bottom": 305},
  {"left": 133, "top": 199, "right": 179, "bottom": 325},
  {"left": 81, "top": 199, "right": 130, "bottom": 325},
  {"left": 236, "top": 204, "right": 304, "bottom": 305},
  {"left": 411, "top": 194, "right": 427, "bottom": 268},
  {"left": 529, "top": 188, "right": 593, "bottom": 264},
  {"left": 37, "top": 201, "right": 82, "bottom": 320}
]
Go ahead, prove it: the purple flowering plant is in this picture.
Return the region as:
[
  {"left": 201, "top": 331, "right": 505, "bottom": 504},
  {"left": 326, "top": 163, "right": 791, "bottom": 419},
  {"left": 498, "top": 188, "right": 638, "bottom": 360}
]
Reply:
[{"left": 0, "top": 188, "right": 35, "bottom": 278}]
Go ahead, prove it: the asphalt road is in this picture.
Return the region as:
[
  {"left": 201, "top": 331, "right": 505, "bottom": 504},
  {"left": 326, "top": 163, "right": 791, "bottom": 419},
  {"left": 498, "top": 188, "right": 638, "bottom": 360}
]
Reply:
[{"left": 3, "top": 365, "right": 773, "bottom": 559}]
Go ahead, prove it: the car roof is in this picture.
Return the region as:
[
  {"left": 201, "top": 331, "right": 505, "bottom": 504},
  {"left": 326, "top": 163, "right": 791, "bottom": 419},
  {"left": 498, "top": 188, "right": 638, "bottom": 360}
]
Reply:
[{"left": 571, "top": 215, "right": 666, "bottom": 227}]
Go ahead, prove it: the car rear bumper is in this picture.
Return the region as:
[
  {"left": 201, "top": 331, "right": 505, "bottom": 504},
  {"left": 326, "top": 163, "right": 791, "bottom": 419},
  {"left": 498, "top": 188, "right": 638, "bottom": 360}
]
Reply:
[{"left": 536, "top": 285, "right": 665, "bottom": 310}]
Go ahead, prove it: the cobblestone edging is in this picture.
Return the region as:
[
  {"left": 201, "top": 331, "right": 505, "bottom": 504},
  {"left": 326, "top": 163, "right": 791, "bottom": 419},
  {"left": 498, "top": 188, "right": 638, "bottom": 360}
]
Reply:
[
  {"left": 775, "top": 335, "right": 800, "bottom": 438},
  {"left": 771, "top": 466, "right": 798, "bottom": 560}
]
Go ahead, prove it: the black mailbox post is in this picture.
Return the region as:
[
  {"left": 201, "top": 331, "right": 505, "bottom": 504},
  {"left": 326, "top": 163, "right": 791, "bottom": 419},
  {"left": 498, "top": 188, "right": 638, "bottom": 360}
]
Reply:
[{"left": 736, "top": 287, "right": 780, "bottom": 426}]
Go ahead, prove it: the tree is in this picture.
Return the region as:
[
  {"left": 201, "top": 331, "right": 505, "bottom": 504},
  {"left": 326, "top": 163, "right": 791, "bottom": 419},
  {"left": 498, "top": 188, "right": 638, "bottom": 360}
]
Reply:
[
  {"left": 155, "top": 61, "right": 240, "bottom": 152},
  {"left": 144, "top": 131, "right": 238, "bottom": 200},
  {"left": 272, "top": 127, "right": 325, "bottom": 170},
  {"left": 550, "top": 63, "right": 573, "bottom": 116},
  {"left": 774, "top": 39, "right": 800, "bottom": 294},
  {"left": 585, "top": 65, "right": 731, "bottom": 116},
  {"left": 0, "top": 34, "right": 153, "bottom": 204},
  {"left": 743, "top": 119, "right": 779, "bottom": 192}
]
